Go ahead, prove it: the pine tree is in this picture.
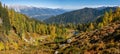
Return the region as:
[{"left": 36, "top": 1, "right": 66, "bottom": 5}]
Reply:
[
  {"left": 109, "top": 9, "right": 112, "bottom": 15},
  {"left": 8, "top": 9, "right": 15, "bottom": 25},
  {"left": 2, "top": 5, "right": 11, "bottom": 34},
  {"left": 0, "top": 2, "right": 2, "bottom": 17}
]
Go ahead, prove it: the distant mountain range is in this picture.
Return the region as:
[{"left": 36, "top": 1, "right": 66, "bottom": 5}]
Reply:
[
  {"left": 9, "top": 5, "right": 68, "bottom": 21},
  {"left": 9, "top": 6, "right": 118, "bottom": 24},
  {"left": 44, "top": 7, "right": 117, "bottom": 24}
]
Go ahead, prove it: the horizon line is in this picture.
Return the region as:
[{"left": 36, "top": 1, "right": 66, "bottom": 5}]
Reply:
[{"left": 7, "top": 4, "right": 120, "bottom": 10}]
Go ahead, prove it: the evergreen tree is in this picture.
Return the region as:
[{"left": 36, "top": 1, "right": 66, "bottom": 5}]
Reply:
[
  {"left": 2, "top": 5, "right": 11, "bottom": 34},
  {"left": 0, "top": 2, "right": 2, "bottom": 17}
]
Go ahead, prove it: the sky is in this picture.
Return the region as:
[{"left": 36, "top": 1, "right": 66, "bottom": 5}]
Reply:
[{"left": 0, "top": 0, "right": 120, "bottom": 9}]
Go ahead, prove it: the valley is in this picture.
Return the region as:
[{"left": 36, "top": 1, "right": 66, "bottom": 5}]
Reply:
[{"left": 9, "top": 6, "right": 68, "bottom": 21}]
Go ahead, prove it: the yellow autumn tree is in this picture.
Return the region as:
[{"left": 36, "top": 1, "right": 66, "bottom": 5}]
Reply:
[
  {"left": 103, "top": 12, "right": 109, "bottom": 25},
  {"left": 0, "top": 42, "right": 4, "bottom": 50},
  {"left": 88, "top": 23, "right": 94, "bottom": 31},
  {"left": 98, "top": 22, "right": 104, "bottom": 28}
]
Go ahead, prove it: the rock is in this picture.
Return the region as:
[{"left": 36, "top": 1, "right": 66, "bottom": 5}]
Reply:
[
  {"left": 93, "top": 35, "right": 98, "bottom": 40},
  {"left": 95, "top": 31, "right": 100, "bottom": 35},
  {"left": 59, "top": 44, "right": 65, "bottom": 48},
  {"left": 54, "top": 51, "right": 59, "bottom": 54},
  {"left": 100, "top": 30, "right": 106, "bottom": 35},
  {"left": 0, "top": 18, "right": 2, "bottom": 24},
  {"left": 102, "top": 33, "right": 108, "bottom": 36},
  {"left": 67, "top": 39, "right": 72, "bottom": 43},
  {"left": 108, "top": 29, "right": 115, "bottom": 34}
]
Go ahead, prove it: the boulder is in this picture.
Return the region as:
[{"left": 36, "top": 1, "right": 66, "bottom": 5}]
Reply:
[
  {"left": 67, "top": 39, "right": 72, "bottom": 43},
  {"left": 54, "top": 51, "right": 59, "bottom": 54}
]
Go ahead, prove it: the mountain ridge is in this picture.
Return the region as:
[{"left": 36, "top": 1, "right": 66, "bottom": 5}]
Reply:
[
  {"left": 44, "top": 7, "right": 117, "bottom": 24},
  {"left": 9, "top": 5, "right": 68, "bottom": 20}
]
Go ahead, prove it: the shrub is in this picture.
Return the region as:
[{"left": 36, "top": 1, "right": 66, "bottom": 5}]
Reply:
[
  {"left": 0, "top": 42, "right": 4, "bottom": 51},
  {"left": 54, "top": 36, "right": 65, "bottom": 43}
]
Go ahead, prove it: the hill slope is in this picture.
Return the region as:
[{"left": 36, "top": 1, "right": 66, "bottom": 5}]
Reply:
[
  {"left": 44, "top": 17, "right": 120, "bottom": 54},
  {"left": 44, "top": 7, "right": 116, "bottom": 24},
  {"left": 43, "top": 7, "right": 120, "bottom": 54},
  {"left": 56, "top": 21, "right": 120, "bottom": 54}
]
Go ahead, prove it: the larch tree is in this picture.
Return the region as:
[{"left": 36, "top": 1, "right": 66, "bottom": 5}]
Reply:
[
  {"left": 98, "top": 22, "right": 104, "bottom": 28},
  {"left": 108, "top": 9, "right": 113, "bottom": 23},
  {"left": 103, "top": 12, "right": 109, "bottom": 25},
  {"left": 88, "top": 23, "right": 94, "bottom": 31}
]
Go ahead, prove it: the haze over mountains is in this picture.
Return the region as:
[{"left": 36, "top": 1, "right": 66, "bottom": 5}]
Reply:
[{"left": 9, "top": 5, "right": 68, "bottom": 20}]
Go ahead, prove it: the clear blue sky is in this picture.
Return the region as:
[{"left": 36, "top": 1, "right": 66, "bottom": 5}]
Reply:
[{"left": 1, "top": 0, "right": 120, "bottom": 9}]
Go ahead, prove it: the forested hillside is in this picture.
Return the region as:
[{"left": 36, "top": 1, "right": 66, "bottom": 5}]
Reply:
[
  {"left": 44, "top": 7, "right": 116, "bottom": 24},
  {"left": 0, "top": 2, "right": 69, "bottom": 53}
]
